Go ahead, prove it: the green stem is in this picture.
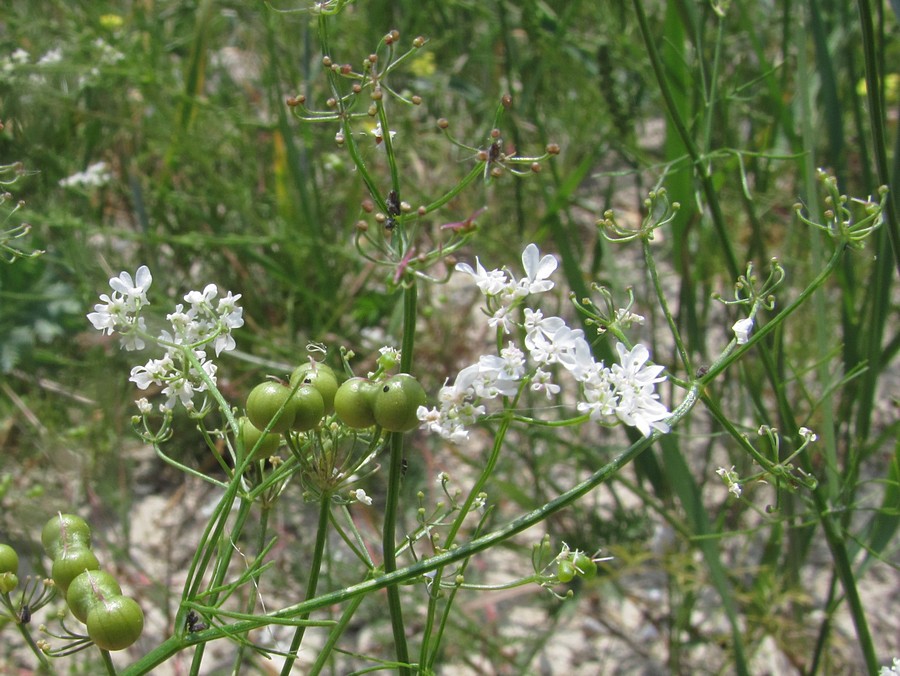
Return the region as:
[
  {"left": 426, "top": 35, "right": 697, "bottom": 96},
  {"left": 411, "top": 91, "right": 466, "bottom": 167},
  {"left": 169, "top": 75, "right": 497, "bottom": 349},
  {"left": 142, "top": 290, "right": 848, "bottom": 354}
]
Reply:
[
  {"left": 99, "top": 649, "right": 118, "bottom": 675},
  {"left": 381, "top": 277, "right": 419, "bottom": 675},
  {"left": 279, "top": 493, "right": 332, "bottom": 675},
  {"left": 230, "top": 505, "right": 272, "bottom": 675}
]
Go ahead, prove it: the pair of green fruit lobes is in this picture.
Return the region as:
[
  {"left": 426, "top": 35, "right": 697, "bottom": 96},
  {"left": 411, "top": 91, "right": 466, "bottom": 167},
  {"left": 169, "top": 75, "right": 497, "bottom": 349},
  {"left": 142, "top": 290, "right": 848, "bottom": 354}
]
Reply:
[
  {"left": 556, "top": 552, "right": 597, "bottom": 583},
  {"left": 42, "top": 514, "right": 144, "bottom": 651},
  {"left": 245, "top": 363, "right": 338, "bottom": 435},
  {"left": 334, "top": 374, "right": 426, "bottom": 432}
]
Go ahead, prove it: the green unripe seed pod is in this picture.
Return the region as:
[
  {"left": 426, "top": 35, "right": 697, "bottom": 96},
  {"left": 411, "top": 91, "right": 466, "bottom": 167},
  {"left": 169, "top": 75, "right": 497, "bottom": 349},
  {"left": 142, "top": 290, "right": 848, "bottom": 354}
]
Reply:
[
  {"left": 67, "top": 570, "right": 123, "bottom": 623},
  {"left": 52, "top": 545, "right": 100, "bottom": 596},
  {"left": 237, "top": 416, "right": 281, "bottom": 462},
  {"left": 290, "top": 385, "right": 326, "bottom": 431},
  {"left": 246, "top": 381, "right": 295, "bottom": 434},
  {"left": 0, "top": 544, "right": 19, "bottom": 575},
  {"left": 572, "top": 552, "right": 597, "bottom": 580},
  {"left": 290, "top": 363, "right": 338, "bottom": 414},
  {"left": 41, "top": 514, "right": 91, "bottom": 560},
  {"left": 556, "top": 559, "right": 576, "bottom": 583},
  {"left": 87, "top": 595, "right": 144, "bottom": 651},
  {"left": 373, "top": 374, "right": 427, "bottom": 432},
  {"left": 334, "top": 377, "right": 378, "bottom": 429}
]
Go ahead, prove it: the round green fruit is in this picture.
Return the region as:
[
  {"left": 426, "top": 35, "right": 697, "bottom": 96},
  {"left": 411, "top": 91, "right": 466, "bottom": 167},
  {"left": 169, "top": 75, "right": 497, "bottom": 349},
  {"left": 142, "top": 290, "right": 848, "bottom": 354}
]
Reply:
[
  {"left": 51, "top": 546, "right": 100, "bottom": 595},
  {"left": 67, "top": 570, "right": 123, "bottom": 623},
  {"left": 334, "top": 377, "right": 378, "bottom": 429},
  {"left": 0, "top": 544, "right": 18, "bottom": 575},
  {"left": 237, "top": 416, "right": 281, "bottom": 461},
  {"left": 373, "top": 374, "right": 427, "bottom": 432},
  {"left": 41, "top": 514, "right": 91, "bottom": 560},
  {"left": 556, "top": 559, "right": 576, "bottom": 583},
  {"left": 290, "top": 385, "right": 325, "bottom": 432},
  {"left": 290, "top": 363, "right": 338, "bottom": 414},
  {"left": 572, "top": 552, "right": 597, "bottom": 580},
  {"left": 87, "top": 595, "right": 144, "bottom": 651},
  {"left": 246, "top": 381, "right": 295, "bottom": 434}
]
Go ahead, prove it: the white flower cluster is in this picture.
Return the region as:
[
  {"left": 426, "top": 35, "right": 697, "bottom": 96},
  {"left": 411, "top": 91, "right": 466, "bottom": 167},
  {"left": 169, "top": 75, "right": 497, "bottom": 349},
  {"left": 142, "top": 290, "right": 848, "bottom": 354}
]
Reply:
[
  {"left": 59, "top": 161, "right": 112, "bottom": 189},
  {"left": 417, "top": 244, "right": 670, "bottom": 442},
  {"left": 87, "top": 266, "right": 243, "bottom": 411}
]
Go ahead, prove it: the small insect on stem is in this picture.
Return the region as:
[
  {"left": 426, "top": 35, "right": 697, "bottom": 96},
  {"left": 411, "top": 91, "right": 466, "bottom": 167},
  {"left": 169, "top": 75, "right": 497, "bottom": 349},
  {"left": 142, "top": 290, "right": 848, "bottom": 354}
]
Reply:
[
  {"left": 387, "top": 190, "right": 401, "bottom": 217},
  {"left": 185, "top": 609, "right": 208, "bottom": 633}
]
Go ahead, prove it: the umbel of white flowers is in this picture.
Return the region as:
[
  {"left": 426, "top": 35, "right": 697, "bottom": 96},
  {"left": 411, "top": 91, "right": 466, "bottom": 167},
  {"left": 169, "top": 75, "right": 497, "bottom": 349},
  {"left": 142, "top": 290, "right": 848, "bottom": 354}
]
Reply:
[
  {"left": 417, "top": 244, "right": 670, "bottom": 441},
  {"left": 88, "top": 266, "right": 244, "bottom": 412}
]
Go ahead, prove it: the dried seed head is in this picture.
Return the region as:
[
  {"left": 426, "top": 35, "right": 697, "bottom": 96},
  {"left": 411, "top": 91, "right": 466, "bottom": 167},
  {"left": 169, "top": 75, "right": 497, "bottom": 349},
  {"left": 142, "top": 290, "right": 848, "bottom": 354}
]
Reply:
[
  {"left": 417, "top": 205, "right": 427, "bottom": 216},
  {"left": 322, "top": 56, "right": 333, "bottom": 67},
  {"left": 391, "top": 29, "right": 400, "bottom": 41},
  {"left": 411, "top": 95, "right": 422, "bottom": 105},
  {"left": 400, "top": 201, "right": 412, "bottom": 212},
  {"left": 367, "top": 104, "right": 377, "bottom": 116},
  {"left": 326, "top": 97, "right": 337, "bottom": 108},
  {"left": 361, "top": 199, "right": 375, "bottom": 213},
  {"left": 356, "top": 220, "right": 368, "bottom": 232},
  {"left": 352, "top": 83, "right": 362, "bottom": 94},
  {"left": 490, "top": 166, "right": 503, "bottom": 178},
  {"left": 437, "top": 118, "right": 449, "bottom": 129},
  {"left": 490, "top": 128, "right": 501, "bottom": 139},
  {"left": 340, "top": 64, "right": 352, "bottom": 75},
  {"left": 546, "top": 143, "right": 560, "bottom": 155},
  {"left": 375, "top": 212, "right": 387, "bottom": 223},
  {"left": 368, "top": 54, "right": 378, "bottom": 64},
  {"left": 531, "top": 162, "right": 541, "bottom": 173},
  {"left": 371, "top": 87, "right": 383, "bottom": 101},
  {"left": 413, "top": 36, "right": 426, "bottom": 48},
  {"left": 477, "top": 150, "right": 489, "bottom": 162},
  {"left": 501, "top": 94, "right": 512, "bottom": 108}
]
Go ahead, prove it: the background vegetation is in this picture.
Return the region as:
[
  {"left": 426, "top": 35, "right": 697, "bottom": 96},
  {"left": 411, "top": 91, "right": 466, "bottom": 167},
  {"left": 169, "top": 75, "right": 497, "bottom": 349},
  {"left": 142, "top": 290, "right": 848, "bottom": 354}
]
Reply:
[{"left": 1, "top": 0, "right": 898, "bottom": 674}]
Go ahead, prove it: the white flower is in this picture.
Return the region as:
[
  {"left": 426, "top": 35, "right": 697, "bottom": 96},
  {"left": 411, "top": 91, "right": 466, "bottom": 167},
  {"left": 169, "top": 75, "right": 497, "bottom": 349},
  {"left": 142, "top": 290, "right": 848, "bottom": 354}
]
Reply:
[
  {"left": 878, "top": 657, "right": 900, "bottom": 676},
  {"left": 716, "top": 466, "right": 742, "bottom": 498},
  {"left": 184, "top": 283, "right": 218, "bottom": 307},
  {"left": 109, "top": 266, "right": 153, "bottom": 306},
  {"left": 455, "top": 259, "right": 511, "bottom": 296},
  {"left": 530, "top": 368, "right": 560, "bottom": 399},
  {"left": 371, "top": 123, "right": 396, "bottom": 148},
  {"left": 732, "top": 317, "right": 754, "bottom": 345},
  {"left": 353, "top": 488, "right": 373, "bottom": 506},
  {"left": 59, "top": 161, "right": 112, "bottom": 189},
  {"left": 799, "top": 426, "right": 818, "bottom": 443},
  {"left": 37, "top": 48, "right": 63, "bottom": 65},
  {"left": 615, "top": 307, "right": 645, "bottom": 327},
  {"left": 517, "top": 243, "right": 557, "bottom": 294},
  {"left": 135, "top": 398, "right": 153, "bottom": 414}
]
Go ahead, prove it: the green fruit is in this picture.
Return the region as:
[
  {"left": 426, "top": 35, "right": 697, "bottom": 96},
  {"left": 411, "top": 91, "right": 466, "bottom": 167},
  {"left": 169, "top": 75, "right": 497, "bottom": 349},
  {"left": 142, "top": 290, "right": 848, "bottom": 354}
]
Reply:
[
  {"left": 67, "top": 570, "right": 123, "bottom": 623},
  {"left": 556, "top": 559, "right": 576, "bottom": 583},
  {"left": 237, "top": 416, "right": 281, "bottom": 461},
  {"left": 87, "top": 595, "right": 144, "bottom": 651},
  {"left": 290, "top": 363, "right": 338, "bottom": 414},
  {"left": 41, "top": 514, "right": 91, "bottom": 560},
  {"left": 246, "top": 381, "right": 295, "bottom": 434},
  {"left": 51, "top": 546, "right": 100, "bottom": 595},
  {"left": 572, "top": 552, "right": 597, "bottom": 580},
  {"left": 0, "top": 572, "right": 18, "bottom": 594},
  {"left": 290, "top": 385, "right": 325, "bottom": 432},
  {"left": 0, "top": 544, "right": 18, "bottom": 575},
  {"left": 334, "top": 377, "right": 378, "bottom": 429},
  {"left": 372, "top": 374, "right": 427, "bottom": 432}
]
